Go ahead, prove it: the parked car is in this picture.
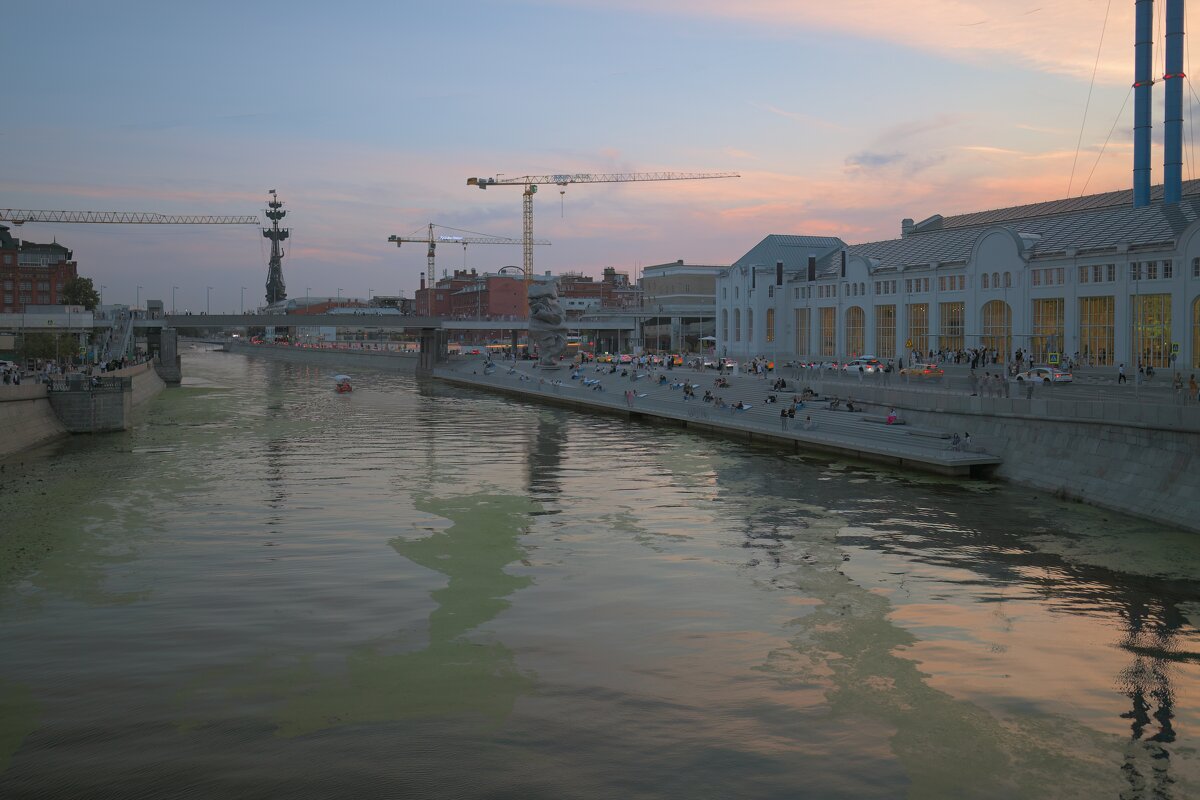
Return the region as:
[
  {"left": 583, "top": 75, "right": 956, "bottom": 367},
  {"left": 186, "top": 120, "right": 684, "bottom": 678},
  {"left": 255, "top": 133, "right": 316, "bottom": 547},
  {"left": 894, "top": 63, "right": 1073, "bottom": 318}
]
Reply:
[
  {"left": 1015, "top": 366, "right": 1073, "bottom": 383},
  {"left": 899, "top": 363, "right": 945, "bottom": 379},
  {"left": 843, "top": 357, "right": 884, "bottom": 374}
]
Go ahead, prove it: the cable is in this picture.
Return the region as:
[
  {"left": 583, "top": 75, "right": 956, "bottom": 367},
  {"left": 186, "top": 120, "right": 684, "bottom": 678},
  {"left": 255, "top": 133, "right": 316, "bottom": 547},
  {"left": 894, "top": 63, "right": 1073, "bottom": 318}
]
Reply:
[
  {"left": 1081, "top": 86, "right": 1133, "bottom": 196},
  {"left": 1069, "top": 0, "right": 1112, "bottom": 197}
]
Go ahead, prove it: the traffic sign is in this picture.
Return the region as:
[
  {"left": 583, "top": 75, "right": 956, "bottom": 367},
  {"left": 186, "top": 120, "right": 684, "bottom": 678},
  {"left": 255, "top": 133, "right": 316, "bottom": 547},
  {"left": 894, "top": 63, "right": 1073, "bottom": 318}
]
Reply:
[{"left": 1048, "top": 352, "right": 1060, "bottom": 365}]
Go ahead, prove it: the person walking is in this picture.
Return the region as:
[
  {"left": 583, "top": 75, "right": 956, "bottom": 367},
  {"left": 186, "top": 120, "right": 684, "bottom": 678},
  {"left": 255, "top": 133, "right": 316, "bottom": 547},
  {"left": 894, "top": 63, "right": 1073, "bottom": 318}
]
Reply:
[
  {"left": 780, "top": 407, "right": 789, "bottom": 430},
  {"left": 1118, "top": 363, "right": 1127, "bottom": 384}
]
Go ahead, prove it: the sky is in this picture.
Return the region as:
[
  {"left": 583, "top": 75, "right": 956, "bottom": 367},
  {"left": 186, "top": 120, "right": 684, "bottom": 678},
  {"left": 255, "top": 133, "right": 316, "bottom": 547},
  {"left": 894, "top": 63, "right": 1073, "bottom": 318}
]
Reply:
[{"left": 6, "top": 0, "right": 1200, "bottom": 312}]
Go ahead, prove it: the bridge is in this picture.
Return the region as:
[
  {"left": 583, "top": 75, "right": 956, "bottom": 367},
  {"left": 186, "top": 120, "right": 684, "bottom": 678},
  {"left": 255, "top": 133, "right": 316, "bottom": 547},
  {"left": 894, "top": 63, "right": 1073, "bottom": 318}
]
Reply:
[{"left": 111, "top": 313, "right": 641, "bottom": 332}]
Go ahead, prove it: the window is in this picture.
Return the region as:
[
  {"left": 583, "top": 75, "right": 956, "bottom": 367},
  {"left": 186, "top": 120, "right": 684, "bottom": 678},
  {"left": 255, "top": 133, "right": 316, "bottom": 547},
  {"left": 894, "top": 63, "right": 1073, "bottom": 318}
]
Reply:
[
  {"left": 981, "top": 300, "right": 1011, "bottom": 358},
  {"left": 820, "top": 307, "right": 836, "bottom": 356},
  {"left": 768, "top": 286, "right": 774, "bottom": 298},
  {"left": 1032, "top": 270, "right": 1042, "bottom": 287},
  {"left": 907, "top": 303, "right": 929, "bottom": 355},
  {"left": 1131, "top": 293, "right": 1172, "bottom": 368},
  {"left": 1031, "top": 298, "right": 1065, "bottom": 362},
  {"left": 796, "top": 307, "right": 810, "bottom": 355},
  {"left": 1193, "top": 257, "right": 1200, "bottom": 278},
  {"left": 939, "top": 276, "right": 946, "bottom": 292},
  {"left": 2, "top": 254, "right": 11, "bottom": 264},
  {"left": 722, "top": 287, "right": 727, "bottom": 299},
  {"left": 747, "top": 309, "right": 754, "bottom": 342},
  {"left": 1107, "top": 264, "right": 1116, "bottom": 282},
  {"left": 845, "top": 306, "right": 865, "bottom": 356},
  {"left": 1079, "top": 266, "right": 1090, "bottom": 284},
  {"left": 1164, "top": 260, "right": 1173, "bottom": 279},
  {"left": 982, "top": 273, "right": 990, "bottom": 289},
  {"left": 1193, "top": 297, "right": 1200, "bottom": 369},
  {"left": 905, "top": 279, "right": 912, "bottom": 294},
  {"left": 1056, "top": 268, "right": 1065, "bottom": 284},
  {"left": 875, "top": 304, "right": 896, "bottom": 357},
  {"left": 721, "top": 309, "right": 728, "bottom": 340},
  {"left": 735, "top": 286, "right": 739, "bottom": 299},
  {"left": 992, "top": 272, "right": 1000, "bottom": 288},
  {"left": 1147, "top": 261, "right": 1158, "bottom": 280},
  {"left": 1004, "top": 272, "right": 1012, "bottom": 288},
  {"left": 766, "top": 308, "right": 775, "bottom": 343},
  {"left": 793, "top": 288, "right": 800, "bottom": 300},
  {"left": 734, "top": 309, "right": 741, "bottom": 342},
  {"left": 1079, "top": 296, "right": 1114, "bottom": 366},
  {"left": 939, "top": 301, "right": 964, "bottom": 353}
]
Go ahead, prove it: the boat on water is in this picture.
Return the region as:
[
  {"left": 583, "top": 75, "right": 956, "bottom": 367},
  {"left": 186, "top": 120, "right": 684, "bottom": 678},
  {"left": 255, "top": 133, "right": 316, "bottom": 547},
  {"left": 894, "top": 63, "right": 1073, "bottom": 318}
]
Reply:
[{"left": 333, "top": 374, "right": 353, "bottom": 393}]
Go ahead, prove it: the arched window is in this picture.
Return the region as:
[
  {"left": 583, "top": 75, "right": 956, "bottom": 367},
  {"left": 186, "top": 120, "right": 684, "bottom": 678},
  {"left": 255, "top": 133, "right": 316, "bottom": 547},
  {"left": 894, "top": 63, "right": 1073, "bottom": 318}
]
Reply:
[
  {"left": 1193, "top": 296, "right": 1200, "bottom": 368},
  {"left": 747, "top": 308, "right": 754, "bottom": 342},
  {"left": 721, "top": 309, "right": 728, "bottom": 341},
  {"left": 845, "top": 306, "right": 865, "bottom": 356},
  {"left": 861, "top": 282, "right": 867, "bottom": 295},
  {"left": 734, "top": 309, "right": 741, "bottom": 342},
  {"left": 982, "top": 273, "right": 990, "bottom": 289},
  {"left": 992, "top": 272, "right": 1000, "bottom": 288},
  {"left": 981, "top": 299, "right": 1012, "bottom": 360},
  {"left": 1004, "top": 272, "right": 1012, "bottom": 288}
]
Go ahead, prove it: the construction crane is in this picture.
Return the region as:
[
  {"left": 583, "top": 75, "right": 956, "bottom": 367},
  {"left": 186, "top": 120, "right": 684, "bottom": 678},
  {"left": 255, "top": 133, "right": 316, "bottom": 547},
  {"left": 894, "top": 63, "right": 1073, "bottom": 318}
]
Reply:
[
  {"left": 387, "top": 223, "right": 549, "bottom": 280},
  {"left": 0, "top": 210, "right": 260, "bottom": 225},
  {"left": 466, "top": 171, "right": 740, "bottom": 281}
]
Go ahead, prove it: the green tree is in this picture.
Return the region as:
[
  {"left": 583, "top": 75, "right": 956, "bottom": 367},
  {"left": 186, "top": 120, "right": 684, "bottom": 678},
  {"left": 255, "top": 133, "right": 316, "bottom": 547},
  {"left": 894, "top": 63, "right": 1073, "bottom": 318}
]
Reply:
[
  {"left": 19, "top": 332, "right": 80, "bottom": 362},
  {"left": 60, "top": 276, "right": 100, "bottom": 310}
]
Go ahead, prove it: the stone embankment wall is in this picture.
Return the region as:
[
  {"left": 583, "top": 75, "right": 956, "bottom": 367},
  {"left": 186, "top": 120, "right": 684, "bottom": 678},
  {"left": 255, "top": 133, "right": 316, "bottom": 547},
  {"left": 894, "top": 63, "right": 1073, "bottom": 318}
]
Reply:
[
  {"left": 0, "top": 362, "right": 165, "bottom": 458},
  {"left": 0, "top": 384, "right": 67, "bottom": 458},
  {"left": 224, "top": 340, "right": 419, "bottom": 372},
  {"left": 789, "top": 376, "right": 1200, "bottom": 532}
]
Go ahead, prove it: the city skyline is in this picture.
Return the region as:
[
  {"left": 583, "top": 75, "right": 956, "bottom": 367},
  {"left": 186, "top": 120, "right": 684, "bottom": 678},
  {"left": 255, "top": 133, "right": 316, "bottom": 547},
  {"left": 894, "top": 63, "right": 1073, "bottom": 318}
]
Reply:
[{"left": 5, "top": 0, "right": 1194, "bottom": 311}]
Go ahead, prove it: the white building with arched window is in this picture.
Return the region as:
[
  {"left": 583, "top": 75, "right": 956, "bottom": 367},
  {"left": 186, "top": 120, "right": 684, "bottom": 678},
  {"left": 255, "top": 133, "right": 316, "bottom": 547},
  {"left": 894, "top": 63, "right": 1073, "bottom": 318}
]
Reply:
[{"left": 715, "top": 183, "right": 1200, "bottom": 371}]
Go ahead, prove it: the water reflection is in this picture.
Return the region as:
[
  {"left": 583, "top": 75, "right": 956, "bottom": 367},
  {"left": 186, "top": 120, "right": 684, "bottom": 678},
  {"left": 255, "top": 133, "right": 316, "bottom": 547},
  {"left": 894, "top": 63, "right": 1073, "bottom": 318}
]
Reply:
[{"left": 177, "top": 492, "right": 536, "bottom": 738}]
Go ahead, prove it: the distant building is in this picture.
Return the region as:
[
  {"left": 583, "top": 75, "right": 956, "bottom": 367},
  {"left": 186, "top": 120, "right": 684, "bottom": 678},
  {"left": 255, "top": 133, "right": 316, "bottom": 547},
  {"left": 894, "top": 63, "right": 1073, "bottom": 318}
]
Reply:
[
  {"left": 0, "top": 225, "right": 79, "bottom": 313},
  {"left": 640, "top": 259, "right": 726, "bottom": 352}
]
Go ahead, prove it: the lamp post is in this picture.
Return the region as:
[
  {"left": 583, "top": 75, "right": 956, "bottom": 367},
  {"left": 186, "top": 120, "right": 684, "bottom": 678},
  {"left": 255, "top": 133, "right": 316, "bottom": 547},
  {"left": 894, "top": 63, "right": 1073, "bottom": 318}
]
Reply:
[
  {"left": 240, "top": 286, "right": 246, "bottom": 314},
  {"left": 206, "top": 286, "right": 212, "bottom": 316},
  {"left": 337, "top": 288, "right": 342, "bottom": 303},
  {"left": 171, "top": 286, "right": 178, "bottom": 315},
  {"left": 136, "top": 285, "right": 142, "bottom": 311},
  {"left": 100, "top": 284, "right": 106, "bottom": 309}
]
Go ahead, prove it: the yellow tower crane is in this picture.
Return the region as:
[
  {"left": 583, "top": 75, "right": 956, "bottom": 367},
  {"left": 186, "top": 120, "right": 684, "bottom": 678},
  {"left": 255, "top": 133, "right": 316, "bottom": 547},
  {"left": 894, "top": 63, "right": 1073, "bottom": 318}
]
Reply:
[
  {"left": 0, "top": 209, "right": 259, "bottom": 225},
  {"left": 466, "top": 171, "right": 740, "bottom": 282},
  {"left": 387, "top": 223, "right": 549, "bottom": 281}
]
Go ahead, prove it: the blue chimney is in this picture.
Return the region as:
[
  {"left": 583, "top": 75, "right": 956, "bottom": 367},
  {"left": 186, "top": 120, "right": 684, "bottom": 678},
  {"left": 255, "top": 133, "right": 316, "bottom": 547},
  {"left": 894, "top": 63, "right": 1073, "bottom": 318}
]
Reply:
[
  {"left": 1134, "top": 0, "right": 1154, "bottom": 208},
  {"left": 1164, "top": 0, "right": 1185, "bottom": 204}
]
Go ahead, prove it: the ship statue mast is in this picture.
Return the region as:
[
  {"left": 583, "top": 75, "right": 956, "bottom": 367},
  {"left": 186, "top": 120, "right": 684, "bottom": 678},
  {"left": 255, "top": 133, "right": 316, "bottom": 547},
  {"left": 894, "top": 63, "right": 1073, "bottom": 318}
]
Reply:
[{"left": 263, "top": 189, "right": 289, "bottom": 305}]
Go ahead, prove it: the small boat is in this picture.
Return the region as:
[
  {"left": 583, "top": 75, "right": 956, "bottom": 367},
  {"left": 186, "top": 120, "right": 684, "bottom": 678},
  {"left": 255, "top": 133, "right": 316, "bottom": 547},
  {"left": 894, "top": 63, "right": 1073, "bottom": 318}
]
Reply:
[{"left": 333, "top": 374, "right": 353, "bottom": 393}]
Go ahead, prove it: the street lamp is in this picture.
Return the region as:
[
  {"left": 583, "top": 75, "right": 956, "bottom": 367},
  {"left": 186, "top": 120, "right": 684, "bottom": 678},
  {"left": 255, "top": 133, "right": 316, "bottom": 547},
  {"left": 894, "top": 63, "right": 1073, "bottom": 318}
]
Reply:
[
  {"left": 206, "top": 286, "right": 212, "bottom": 315},
  {"left": 337, "top": 288, "right": 342, "bottom": 303},
  {"left": 136, "top": 285, "right": 142, "bottom": 311},
  {"left": 171, "top": 286, "right": 178, "bottom": 315},
  {"left": 240, "top": 286, "right": 246, "bottom": 314},
  {"left": 100, "top": 284, "right": 106, "bottom": 308}
]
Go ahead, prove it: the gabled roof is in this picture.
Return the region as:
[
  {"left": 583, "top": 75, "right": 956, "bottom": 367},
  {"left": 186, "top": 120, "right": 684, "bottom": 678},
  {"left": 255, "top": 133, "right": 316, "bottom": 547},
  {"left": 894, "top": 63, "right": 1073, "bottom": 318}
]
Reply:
[
  {"left": 732, "top": 234, "right": 846, "bottom": 273},
  {"left": 934, "top": 178, "right": 1200, "bottom": 231},
  {"left": 850, "top": 195, "right": 1200, "bottom": 270}
]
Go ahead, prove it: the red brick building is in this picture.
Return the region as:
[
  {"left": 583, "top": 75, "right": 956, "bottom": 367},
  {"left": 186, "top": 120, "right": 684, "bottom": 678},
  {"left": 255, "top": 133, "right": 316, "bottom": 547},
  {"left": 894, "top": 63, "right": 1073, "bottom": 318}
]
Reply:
[{"left": 0, "top": 225, "right": 79, "bottom": 313}]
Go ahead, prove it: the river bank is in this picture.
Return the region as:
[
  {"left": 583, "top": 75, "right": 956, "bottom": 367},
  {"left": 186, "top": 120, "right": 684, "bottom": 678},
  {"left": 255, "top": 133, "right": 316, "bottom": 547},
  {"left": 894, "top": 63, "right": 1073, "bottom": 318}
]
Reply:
[{"left": 0, "top": 361, "right": 164, "bottom": 459}]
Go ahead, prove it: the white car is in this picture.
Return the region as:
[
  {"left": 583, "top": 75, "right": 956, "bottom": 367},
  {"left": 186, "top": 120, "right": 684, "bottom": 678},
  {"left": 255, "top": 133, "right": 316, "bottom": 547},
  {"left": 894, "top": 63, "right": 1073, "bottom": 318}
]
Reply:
[
  {"left": 1014, "top": 366, "right": 1073, "bottom": 383},
  {"left": 843, "top": 358, "right": 884, "bottom": 374}
]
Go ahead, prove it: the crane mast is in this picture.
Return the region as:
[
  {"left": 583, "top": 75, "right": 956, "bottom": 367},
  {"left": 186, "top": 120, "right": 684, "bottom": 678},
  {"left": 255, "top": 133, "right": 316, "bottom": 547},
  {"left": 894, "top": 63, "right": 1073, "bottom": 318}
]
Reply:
[{"left": 467, "top": 171, "right": 739, "bottom": 281}]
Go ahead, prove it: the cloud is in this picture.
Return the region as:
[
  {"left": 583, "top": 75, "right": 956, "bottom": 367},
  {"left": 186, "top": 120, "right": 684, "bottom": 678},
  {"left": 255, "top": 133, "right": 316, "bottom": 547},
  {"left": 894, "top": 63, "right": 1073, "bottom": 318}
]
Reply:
[
  {"left": 544, "top": 0, "right": 1137, "bottom": 84},
  {"left": 845, "top": 151, "right": 905, "bottom": 169}
]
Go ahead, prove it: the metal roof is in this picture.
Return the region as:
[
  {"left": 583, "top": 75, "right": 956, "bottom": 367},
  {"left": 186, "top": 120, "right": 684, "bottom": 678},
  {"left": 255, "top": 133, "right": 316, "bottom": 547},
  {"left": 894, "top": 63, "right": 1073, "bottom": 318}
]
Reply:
[
  {"left": 850, "top": 195, "right": 1200, "bottom": 269},
  {"left": 731, "top": 234, "right": 846, "bottom": 272}
]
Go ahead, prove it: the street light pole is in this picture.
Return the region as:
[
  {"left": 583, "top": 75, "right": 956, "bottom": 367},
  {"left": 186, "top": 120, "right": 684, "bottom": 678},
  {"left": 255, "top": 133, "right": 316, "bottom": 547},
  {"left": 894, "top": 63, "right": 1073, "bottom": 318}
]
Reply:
[
  {"left": 240, "top": 286, "right": 246, "bottom": 314},
  {"left": 136, "top": 285, "right": 142, "bottom": 311},
  {"left": 100, "top": 284, "right": 106, "bottom": 308},
  {"left": 171, "top": 286, "right": 178, "bottom": 315},
  {"left": 337, "top": 288, "right": 342, "bottom": 303},
  {"left": 206, "top": 286, "right": 212, "bottom": 316}
]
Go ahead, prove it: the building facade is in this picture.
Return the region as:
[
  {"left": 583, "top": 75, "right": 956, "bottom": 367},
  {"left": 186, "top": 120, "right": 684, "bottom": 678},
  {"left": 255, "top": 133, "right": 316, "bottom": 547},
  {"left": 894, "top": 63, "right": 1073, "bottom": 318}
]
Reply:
[
  {"left": 717, "top": 185, "right": 1200, "bottom": 371},
  {"left": 0, "top": 225, "right": 79, "bottom": 314},
  {"left": 640, "top": 260, "right": 727, "bottom": 352}
]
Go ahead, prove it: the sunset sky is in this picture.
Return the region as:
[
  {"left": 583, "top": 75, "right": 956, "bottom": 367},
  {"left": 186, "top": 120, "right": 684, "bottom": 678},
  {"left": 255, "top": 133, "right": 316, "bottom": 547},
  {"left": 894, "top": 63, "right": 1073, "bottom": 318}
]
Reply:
[{"left": 6, "top": 1, "right": 1197, "bottom": 311}]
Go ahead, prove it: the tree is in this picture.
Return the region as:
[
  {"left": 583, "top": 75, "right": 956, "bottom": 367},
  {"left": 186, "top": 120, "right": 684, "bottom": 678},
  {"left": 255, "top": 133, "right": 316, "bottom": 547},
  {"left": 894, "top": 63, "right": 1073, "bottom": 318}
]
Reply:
[
  {"left": 60, "top": 276, "right": 100, "bottom": 310},
  {"left": 19, "top": 332, "right": 80, "bottom": 362}
]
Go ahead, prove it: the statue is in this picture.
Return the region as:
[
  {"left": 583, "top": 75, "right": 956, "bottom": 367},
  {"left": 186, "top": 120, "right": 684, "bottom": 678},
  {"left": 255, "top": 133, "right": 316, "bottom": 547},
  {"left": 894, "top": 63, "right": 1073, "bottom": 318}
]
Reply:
[{"left": 528, "top": 281, "right": 568, "bottom": 369}]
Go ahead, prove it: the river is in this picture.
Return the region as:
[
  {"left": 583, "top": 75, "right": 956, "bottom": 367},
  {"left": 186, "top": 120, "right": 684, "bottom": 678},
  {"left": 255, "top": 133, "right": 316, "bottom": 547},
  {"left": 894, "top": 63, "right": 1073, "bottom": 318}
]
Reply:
[{"left": 1, "top": 345, "right": 1198, "bottom": 799}]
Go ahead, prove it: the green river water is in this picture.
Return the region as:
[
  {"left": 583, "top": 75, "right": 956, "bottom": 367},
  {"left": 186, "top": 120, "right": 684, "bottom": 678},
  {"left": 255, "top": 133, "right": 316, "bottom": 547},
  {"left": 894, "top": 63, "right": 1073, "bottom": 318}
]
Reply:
[{"left": 1, "top": 345, "right": 1199, "bottom": 799}]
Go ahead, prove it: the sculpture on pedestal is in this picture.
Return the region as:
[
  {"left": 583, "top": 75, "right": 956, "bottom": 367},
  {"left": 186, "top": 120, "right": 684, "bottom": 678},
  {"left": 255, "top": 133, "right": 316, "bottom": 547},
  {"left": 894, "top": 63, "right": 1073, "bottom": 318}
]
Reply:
[{"left": 528, "top": 281, "right": 567, "bottom": 368}]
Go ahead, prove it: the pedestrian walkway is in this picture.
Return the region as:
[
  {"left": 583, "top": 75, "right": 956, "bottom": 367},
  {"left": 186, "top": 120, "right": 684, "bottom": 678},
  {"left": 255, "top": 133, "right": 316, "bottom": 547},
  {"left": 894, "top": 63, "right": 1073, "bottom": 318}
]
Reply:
[{"left": 436, "top": 358, "right": 1001, "bottom": 477}]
